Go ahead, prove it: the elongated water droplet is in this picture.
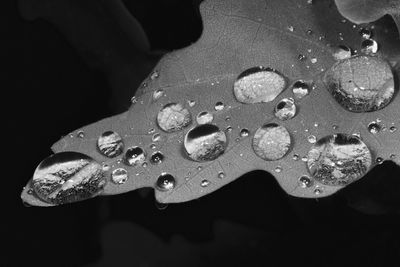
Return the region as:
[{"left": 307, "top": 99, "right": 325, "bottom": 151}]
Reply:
[
  {"left": 299, "top": 175, "right": 313, "bottom": 188},
  {"left": 332, "top": 45, "right": 352, "bottom": 60},
  {"left": 196, "top": 111, "right": 214, "bottom": 125},
  {"left": 252, "top": 123, "right": 291, "bottom": 161},
  {"left": 274, "top": 98, "right": 296, "bottom": 120},
  {"left": 367, "top": 121, "right": 381, "bottom": 134},
  {"left": 240, "top": 128, "right": 250, "bottom": 137},
  {"left": 124, "top": 146, "right": 146, "bottom": 166},
  {"left": 307, "top": 133, "right": 372, "bottom": 186},
  {"left": 184, "top": 124, "right": 227, "bottom": 162},
  {"left": 97, "top": 131, "right": 124, "bottom": 158},
  {"left": 157, "top": 103, "right": 192, "bottom": 132},
  {"left": 31, "top": 152, "right": 106, "bottom": 205},
  {"left": 361, "top": 39, "right": 378, "bottom": 54},
  {"left": 233, "top": 66, "right": 287, "bottom": 104},
  {"left": 292, "top": 80, "right": 310, "bottom": 99},
  {"left": 156, "top": 173, "right": 175, "bottom": 191},
  {"left": 111, "top": 168, "right": 128, "bottom": 184},
  {"left": 152, "top": 89, "right": 164, "bottom": 101},
  {"left": 324, "top": 55, "right": 394, "bottom": 112},
  {"left": 150, "top": 151, "right": 164, "bottom": 164},
  {"left": 214, "top": 102, "right": 224, "bottom": 111}
]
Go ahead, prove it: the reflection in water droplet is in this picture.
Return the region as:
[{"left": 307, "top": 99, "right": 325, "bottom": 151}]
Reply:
[
  {"left": 111, "top": 168, "right": 129, "bottom": 184},
  {"left": 361, "top": 39, "right": 378, "bottom": 54},
  {"left": 299, "top": 175, "right": 313, "bottom": 188},
  {"left": 292, "top": 80, "right": 310, "bottom": 99},
  {"left": 252, "top": 123, "right": 291, "bottom": 161},
  {"left": 240, "top": 128, "right": 250, "bottom": 137},
  {"left": 274, "top": 98, "right": 296, "bottom": 120},
  {"left": 156, "top": 173, "right": 175, "bottom": 191},
  {"left": 218, "top": 172, "right": 225, "bottom": 179},
  {"left": 184, "top": 124, "right": 227, "bottom": 162},
  {"left": 367, "top": 121, "right": 381, "bottom": 134},
  {"left": 214, "top": 102, "right": 224, "bottom": 111},
  {"left": 31, "top": 152, "right": 106, "bottom": 205},
  {"left": 332, "top": 45, "right": 352, "bottom": 60},
  {"left": 150, "top": 151, "right": 164, "bottom": 164},
  {"left": 324, "top": 55, "right": 394, "bottom": 112},
  {"left": 233, "top": 66, "right": 287, "bottom": 104},
  {"left": 97, "top": 131, "right": 124, "bottom": 158},
  {"left": 152, "top": 89, "right": 164, "bottom": 101},
  {"left": 307, "top": 133, "right": 372, "bottom": 186},
  {"left": 124, "top": 146, "right": 146, "bottom": 166},
  {"left": 307, "top": 135, "right": 317, "bottom": 143},
  {"left": 359, "top": 28, "right": 372, "bottom": 39},
  {"left": 201, "top": 180, "right": 210, "bottom": 187},
  {"left": 196, "top": 111, "right": 214, "bottom": 125},
  {"left": 157, "top": 103, "right": 192, "bottom": 132}
]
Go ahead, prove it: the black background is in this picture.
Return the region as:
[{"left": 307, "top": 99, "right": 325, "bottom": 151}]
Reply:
[{"left": 3, "top": 0, "right": 400, "bottom": 266}]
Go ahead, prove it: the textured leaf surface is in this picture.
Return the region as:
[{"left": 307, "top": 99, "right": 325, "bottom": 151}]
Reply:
[{"left": 23, "top": 0, "right": 400, "bottom": 205}]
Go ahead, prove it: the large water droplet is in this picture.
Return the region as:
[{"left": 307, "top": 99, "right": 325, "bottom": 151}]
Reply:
[
  {"left": 97, "top": 131, "right": 124, "bottom": 158},
  {"left": 274, "top": 98, "right": 296, "bottom": 120},
  {"left": 233, "top": 66, "right": 287, "bottom": 104},
  {"left": 307, "top": 133, "right": 372, "bottom": 186},
  {"left": 252, "top": 123, "right": 292, "bottom": 161},
  {"left": 150, "top": 151, "right": 164, "bottom": 164},
  {"left": 324, "top": 55, "right": 395, "bottom": 112},
  {"left": 124, "top": 146, "right": 146, "bottom": 166},
  {"left": 196, "top": 111, "right": 214, "bottom": 125},
  {"left": 332, "top": 45, "right": 352, "bottom": 60},
  {"left": 157, "top": 103, "right": 192, "bottom": 132},
  {"left": 361, "top": 39, "right": 378, "bottom": 54},
  {"left": 292, "top": 80, "right": 310, "bottom": 99},
  {"left": 184, "top": 124, "right": 227, "bottom": 162},
  {"left": 156, "top": 173, "right": 175, "bottom": 191},
  {"left": 111, "top": 168, "right": 129, "bottom": 184},
  {"left": 31, "top": 152, "right": 106, "bottom": 205}
]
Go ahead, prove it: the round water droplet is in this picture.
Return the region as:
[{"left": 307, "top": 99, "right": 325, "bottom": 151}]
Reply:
[
  {"left": 359, "top": 28, "right": 372, "bottom": 39},
  {"left": 124, "top": 146, "right": 146, "bottom": 166},
  {"left": 367, "top": 121, "right": 381, "bottom": 134},
  {"left": 292, "top": 80, "right": 310, "bottom": 99},
  {"left": 233, "top": 66, "right": 287, "bottom": 104},
  {"left": 217, "top": 171, "right": 225, "bottom": 179},
  {"left": 324, "top": 55, "right": 394, "bottom": 112},
  {"left": 150, "top": 70, "right": 159, "bottom": 80},
  {"left": 252, "top": 123, "right": 292, "bottom": 161},
  {"left": 152, "top": 89, "right": 164, "bottom": 101},
  {"left": 299, "top": 175, "right": 313, "bottom": 188},
  {"left": 332, "top": 45, "right": 352, "bottom": 60},
  {"left": 307, "top": 135, "right": 317, "bottom": 143},
  {"left": 201, "top": 179, "right": 210, "bottom": 187},
  {"left": 389, "top": 126, "right": 397, "bottom": 133},
  {"left": 184, "top": 124, "right": 227, "bottom": 162},
  {"left": 307, "top": 133, "right": 372, "bottom": 186},
  {"left": 77, "top": 131, "right": 85, "bottom": 138},
  {"left": 150, "top": 143, "right": 156, "bottom": 149},
  {"left": 376, "top": 157, "right": 384, "bottom": 164},
  {"left": 274, "top": 98, "right": 296, "bottom": 120},
  {"left": 306, "top": 29, "right": 313, "bottom": 35},
  {"left": 240, "top": 128, "right": 250, "bottom": 137},
  {"left": 196, "top": 111, "right": 214, "bottom": 125},
  {"left": 274, "top": 166, "right": 282, "bottom": 173},
  {"left": 361, "top": 39, "right": 378, "bottom": 54},
  {"left": 310, "top": 57, "right": 317, "bottom": 64},
  {"left": 150, "top": 151, "right": 164, "bottom": 164},
  {"left": 214, "top": 102, "right": 224, "bottom": 111},
  {"left": 152, "top": 133, "right": 161, "bottom": 142},
  {"left": 157, "top": 103, "right": 192, "bottom": 132},
  {"left": 293, "top": 154, "right": 299, "bottom": 161},
  {"left": 314, "top": 187, "right": 323, "bottom": 195},
  {"left": 97, "top": 131, "right": 124, "bottom": 158},
  {"left": 111, "top": 168, "right": 129, "bottom": 184},
  {"left": 32, "top": 152, "right": 106, "bottom": 205},
  {"left": 156, "top": 173, "right": 175, "bottom": 191},
  {"left": 298, "top": 54, "right": 306, "bottom": 61}
]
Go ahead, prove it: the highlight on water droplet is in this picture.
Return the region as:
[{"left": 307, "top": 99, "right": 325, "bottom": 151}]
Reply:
[
  {"left": 97, "top": 131, "right": 124, "bottom": 158},
  {"left": 274, "top": 98, "right": 296, "bottom": 120},
  {"left": 111, "top": 168, "right": 129, "bottom": 184},
  {"left": 157, "top": 103, "right": 192, "bottom": 132},
  {"left": 196, "top": 111, "right": 214, "bottom": 125},
  {"left": 323, "top": 55, "right": 395, "bottom": 112},
  {"left": 292, "top": 80, "right": 310, "bottom": 99},
  {"left": 124, "top": 146, "right": 146, "bottom": 166},
  {"left": 214, "top": 101, "right": 224, "bottom": 111},
  {"left": 361, "top": 39, "right": 378, "bottom": 54},
  {"left": 31, "top": 152, "right": 106, "bottom": 205},
  {"left": 332, "top": 45, "right": 352, "bottom": 60},
  {"left": 156, "top": 173, "right": 175, "bottom": 191},
  {"left": 150, "top": 151, "right": 164, "bottom": 164},
  {"left": 184, "top": 124, "right": 227, "bottom": 162},
  {"left": 233, "top": 66, "right": 287, "bottom": 104},
  {"left": 252, "top": 123, "right": 291, "bottom": 161},
  {"left": 307, "top": 133, "right": 372, "bottom": 186}
]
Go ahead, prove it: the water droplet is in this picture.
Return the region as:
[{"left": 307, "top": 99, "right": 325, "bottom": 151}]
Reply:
[
  {"left": 252, "top": 123, "right": 291, "bottom": 161},
  {"left": 367, "top": 121, "right": 382, "bottom": 134},
  {"left": 307, "top": 0, "right": 313, "bottom": 4},
  {"left": 196, "top": 111, "right": 214, "bottom": 125},
  {"left": 152, "top": 89, "right": 164, "bottom": 101},
  {"left": 314, "top": 187, "right": 323, "bottom": 195},
  {"left": 292, "top": 80, "right": 310, "bottom": 99},
  {"left": 97, "top": 131, "right": 124, "bottom": 158},
  {"left": 324, "top": 55, "right": 394, "bottom": 112},
  {"left": 299, "top": 176, "right": 313, "bottom": 188},
  {"left": 310, "top": 57, "right": 317, "bottom": 64},
  {"left": 293, "top": 154, "right": 299, "bottom": 161},
  {"left": 130, "top": 96, "right": 137, "bottom": 104},
  {"left": 188, "top": 100, "right": 196, "bottom": 107},
  {"left": 150, "top": 151, "right": 164, "bottom": 164},
  {"left": 240, "top": 128, "right": 250, "bottom": 137},
  {"left": 201, "top": 179, "right": 210, "bottom": 187},
  {"left": 111, "top": 168, "right": 129, "bottom": 184},
  {"left": 225, "top": 126, "right": 233, "bottom": 132},
  {"left": 214, "top": 101, "right": 224, "bottom": 111},
  {"left": 298, "top": 54, "right": 306, "bottom": 61},
  {"left": 77, "top": 131, "right": 85, "bottom": 138},
  {"left": 376, "top": 157, "right": 384, "bottom": 164},
  {"left": 124, "top": 146, "right": 146, "bottom": 166},
  {"left": 307, "top": 133, "right": 372, "bottom": 186},
  {"left": 152, "top": 133, "right": 161, "bottom": 142},
  {"left": 148, "top": 128, "right": 155, "bottom": 134},
  {"left": 150, "top": 70, "right": 159, "bottom": 80},
  {"left": 31, "top": 152, "right": 106, "bottom": 205},
  {"left": 332, "top": 45, "right": 352, "bottom": 60},
  {"left": 274, "top": 166, "right": 282, "bottom": 173},
  {"left": 27, "top": 188, "right": 34, "bottom": 195},
  {"left": 390, "top": 154, "right": 396, "bottom": 160},
  {"left": 197, "top": 166, "right": 203, "bottom": 171},
  {"left": 287, "top": 25, "right": 294, "bottom": 32},
  {"left": 217, "top": 171, "right": 225, "bottom": 179},
  {"left": 102, "top": 163, "right": 110, "bottom": 171},
  {"left": 156, "top": 173, "right": 175, "bottom": 191},
  {"left": 318, "top": 35, "right": 326, "bottom": 41},
  {"left": 142, "top": 162, "right": 148, "bottom": 168},
  {"left": 274, "top": 98, "right": 296, "bottom": 120},
  {"left": 306, "top": 29, "right": 313, "bottom": 35},
  {"left": 150, "top": 143, "right": 156, "bottom": 149},
  {"left": 389, "top": 126, "right": 397, "bottom": 133},
  {"left": 359, "top": 28, "right": 372, "bottom": 39},
  {"left": 157, "top": 103, "right": 192, "bottom": 132},
  {"left": 307, "top": 135, "right": 317, "bottom": 143},
  {"left": 332, "top": 125, "right": 339, "bottom": 130},
  {"left": 361, "top": 39, "right": 378, "bottom": 54},
  {"left": 233, "top": 66, "right": 287, "bottom": 104},
  {"left": 301, "top": 156, "right": 308, "bottom": 162},
  {"left": 184, "top": 124, "right": 227, "bottom": 162}
]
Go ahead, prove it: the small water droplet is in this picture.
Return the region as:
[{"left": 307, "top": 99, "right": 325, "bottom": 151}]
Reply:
[
  {"left": 287, "top": 25, "right": 294, "bottom": 32},
  {"left": 152, "top": 133, "right": 161, "bottom": 142},
  {"left": 298, "top": 54, "right": 306, "bottom": 61},
  {"left": 152, "top": 89, "right": 164, "bottom": 101},
  {"left": 97, "top": 131, "right": 124, "bottom": 158},
  {"left": 217, "top": 171, "right": 225, "bottom": 179},
  {"left": 130, "top": 96, "right": 137, "bottom": 104},
  {"left": 201, "top": 179, "right": 210, "bottom": 187},
  {"left": 318, "top": 35, "right": 325, "bottom": 41},
  {"left": 124, "top": 146, "right": 146, "bottom": 166},
  {"left": 150, "top": 151, "right": 164, "bottom": 164},
  {"left": 292, "top": 80, "right": 310, "bottom": 99},
  {"left": 274, "top": 166, "right": 282, "bottom": 173},
  {"left": 367, "top": 121, "right": 381, "bottom": 134},
  {"left": 150, "top": 70, "right": 159, "bottom": 80},
  {"left": 240, "top": 128, "right": 250, "bottom": 137},
  {"left": 307, "top": 0, "right": 313, "bottom": 4},
  {"left": 27, "top": 188, "right": 34, "bottom": 195},
  {"left": 293, "top": 154, "right": 299, "bottom": 161},
  {"left": 390, "top": 154, "right": 396, "bottom": 159},
  {"left": 184, "top": 124, "right": 227, "bottom": 162},
  {"left": 361, "top": 39, "right": 378, "bottom": 54},
  {"left": 150, "top": 143, "right": 156, "bottom": 149},
  {"left": 214, "top": 101, "right": 224, "bottom": 111},
  {"left": 196, "top": 111, "right": 214, "bottom": 125},
  {"left": 332, "top": 45, "right": 352, "bottom": 60},
  {"left": 142, "top": 162, "right": 148, "bottom": 168},
  {"left": 314, "top": 187, "right": 323, "bottom": 195},
  {"left": 389, "top": 126, "right": 397, "bottom": 133},
  {"left": 77, "top": 131, "right": 85, "bottom": 138},
  {"left": 332, "top": 125, "right": 339, "bottom": 130},
  {"left": 299, "top": 176, "right": 313, "bottom": 188},
  {"left": 111, "top": 168, "right": 129, "bottom": 184},
  {"left": 307, "top": 135, "right": 317, "bottom": 143},
  {"left": 148, "top": 128, "right": 155, "bottom": 134},
  {"left": 274, "top": 98, "right": 296, "bottom": 120},
  {"left": 310, "top": 57, "right": 317, "bottom": 64},
  {"left": 359, "top": 28, "right": 372, "bottom": 39},
  {"left": 233, "top": 66, "right": 287, "bottom": 104},
  {"left": 225, "top": 126, "right": 233, "bottom": 132},
  {"left": 188, "top": 100, "right": 196, "bottom": 107},
  {"left": 197, "top": 166, "right": 203, "bottom": 171},
  {"left": 307, "top": 133, "right": 372, "bottom": 186},
  {"left": 102, "top": 164, "right": 110, "bottom": 171},
  {"left": 252, "top": 123, "right": 292, "bottom": 161},
  {"left": 156, "top": 173, "right": 175, "bottom": 191},
  {"left": 376, "top": 157, "right": 384, "bottom": 164},
  {"left": 157, "top": 103, "right": 192, "bottom": 132},
  {"left": 306, "top": 29, "right": 313, "bottom": 35}
]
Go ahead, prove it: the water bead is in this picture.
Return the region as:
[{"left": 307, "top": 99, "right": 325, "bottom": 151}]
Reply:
[
  {"left": 274, "top": 98, "right": 296, "bottom": 120},
  {"left": 156, "top": 173, "right": 176, "bottom": 191},
  {"left": 97, "top": 131, "right": 124, "bottom": 158},
  {"left": 124, "top": 146, "right": 146, "bottom": 166},
  {"left": 111, "top": 168, "right": 129, "bottom": 184},
  {"left": 157, "top": 103, "right": 192, "bottom": 132}
]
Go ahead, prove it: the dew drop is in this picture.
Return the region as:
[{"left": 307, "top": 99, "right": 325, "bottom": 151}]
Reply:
[
  {"left": 148, "top": 128, "right": 155, "bottom": 134},
  {"left": 306, "top": 29, "right": 313, "bottom": 35},
  {"left": 298, "top": 54, "right": 306, "bottom": 61},
  {"left": 307, "top": 133, "right": 372, "bottom": 186},
  {"left": 233, "top": 66, "right": 287, "bottom": 104},
  {"left": 332, "top": 45, "right": 352, "bottom": 60},
  {"left": 150, "top": 151, "right": 164, "bottom": 164},
  {"left": 293, "top": 154, "right": 299, "bottom": 161},
  {"left": 324, "top": 55, "right": 394, "bottom": 112},
  {"left": 32, "top": 152, "right": 106, "bottom": 205},
  {"left": 359, "top": 28, "right": 372, "bottom": 39},
  {"left": 111, "top": 168, "right": 129, "bottom": 184},
  {"left": 307, "top": 135, "right": 317, "bottom": 143},
  {"left": 184, "top": 124, "right": 227, "bottom": 162},
  {"left": 376, "top": 157, "right": 384, "bottom": 164},
  {"left": 225, "top": 126, "right": 233, "bottom": 132},
  {"left": 102, "top": 163, "right": 110, "bottom": 171},
  {"left": 310, "top": 57, "right": 317, "bottom": 64},
  {"left": 240, "top": 128, "right": 250, "bottom": 137},
  {"left": 214, "top": 101, "right": 224, "bottom": 111},
  {"left": 156, "top": 173, "right": 175, "bottom": 191},
  {"left": 142, "top": 162, "right": 148, "bottom": 168},
  {"left": 130, "top": 96, "right": 137, "bottom": 104},
  {"left": 152, "top": 89, "right": 164, "bottom": 101},
  {"left": 274, "top": 98, "right": 296, "bottom": 120},
  {"left": 201, "top": 179, "right": 210, "bottom": 187},
  {"left": 299, "top": 175, "right": 313, "bottom": 188},
  {"left": 97, "top": 131, "right": 124, "bottom": 158},
  {"left": 367, "top": 121, "right": 381, "bottom": 134},
  {"left": 152, "top": 133, "right": 161, "bottom": 142},
  {"left": 314, "top": 187, "right": 323, "bottom": 195},
  {"left": 252, "top": 123, "right": 291, "bottom": 161},
  {"left": 150, "top": 70, "right": 159, "bottom": 80},
  {"left": 217, "top": 171, "right": 225, "bottom": 179},
  {"left": 292, "top": 80, "right": 310, "bottom": 99},
  {"left": 390, "top": 154, "right": 396, "bottom": 160},
  {"left": 188, "top": 100, "right": 196, "bottom": 107},
  {"left": 389, "top": 126, "right": 397, "bottom": 133},
  {"left": 124, "top": 146, "right": 146, "bottom": 166},
  {"left": 361, "top": 39, "right": 378, "bottom": 54},
  {"left": 274, "top": 166, "right": 282, "bottom": 173},
  {"left": 196, "top": 111, "right": 214, "bottom": 125},
  {"left": 150, "top": 143, "right": 156, "bottom": 149},
  {"left": 77, "top": 131, "right": 85, "bottom": 138},
  {"left": 287, "top": 25, "right": 294, "bottom": 32},
  {"left": 157, "top": 103, "right": 192, "bottom": 132}
]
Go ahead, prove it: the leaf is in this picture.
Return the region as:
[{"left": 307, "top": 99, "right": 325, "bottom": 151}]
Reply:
[{"left": 21, "top": 0, "right": 400, "bottom": 206}]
